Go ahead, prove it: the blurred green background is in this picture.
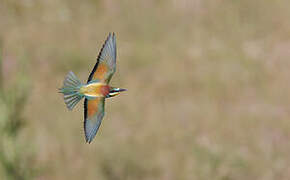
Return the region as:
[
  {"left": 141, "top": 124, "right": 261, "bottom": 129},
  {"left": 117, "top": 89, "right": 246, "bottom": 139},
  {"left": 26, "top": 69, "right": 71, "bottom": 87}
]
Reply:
[{"left": 1, "top": 0, "right": 290, "bottom": 179}]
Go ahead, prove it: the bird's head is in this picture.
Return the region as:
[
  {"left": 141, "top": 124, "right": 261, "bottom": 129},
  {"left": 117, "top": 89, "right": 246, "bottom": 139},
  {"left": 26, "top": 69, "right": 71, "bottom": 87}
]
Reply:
[{"left": 107, "top": 87, "right": 127, "bottom": 98}]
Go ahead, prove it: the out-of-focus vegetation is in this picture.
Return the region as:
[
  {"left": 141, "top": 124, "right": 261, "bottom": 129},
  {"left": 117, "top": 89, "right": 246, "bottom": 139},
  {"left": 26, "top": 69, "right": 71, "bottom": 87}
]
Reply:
[
  {"left": 1, "top": 0, "right": 290, "bottom": 179},
  {"left": 0, "top": 44, "right": 36, "bottom": 179}
]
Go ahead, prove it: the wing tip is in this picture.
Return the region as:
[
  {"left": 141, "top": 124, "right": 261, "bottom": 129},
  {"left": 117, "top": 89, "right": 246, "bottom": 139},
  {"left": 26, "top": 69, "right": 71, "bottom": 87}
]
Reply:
[
  {"left": 84, "top": 129, "right": 97, "bottom": 144},
  {"left": 108, "top": 32, "right": 116, "bottom": 40},
  {"left": 109, "top": 32, "right": 117, "bottom": 59},
  {"left": 84, "top": 114, "right": 103, "bottom": 144},
  {"left": 85, "top": 135, "right": 93, "bottom": 144},
  {"left": 84, "top": 127, "right": 93, "bottom": 144}
]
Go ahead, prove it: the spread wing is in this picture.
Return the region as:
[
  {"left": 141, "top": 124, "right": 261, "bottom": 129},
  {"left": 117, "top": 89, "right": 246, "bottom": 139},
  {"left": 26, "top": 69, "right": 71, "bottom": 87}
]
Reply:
[
  {"left": 83, "top": 33, "right": 116, "bottom": 143},
  {"left": 87, "top": 32, "right": 117, "bottom": 84},
  {"left": 84, "top": 97, "right": 105, "bottom": 143}
]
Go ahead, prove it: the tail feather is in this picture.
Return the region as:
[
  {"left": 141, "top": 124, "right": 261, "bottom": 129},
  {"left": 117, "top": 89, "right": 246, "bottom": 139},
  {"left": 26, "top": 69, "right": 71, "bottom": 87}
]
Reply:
[
  {"left": 59, "top": 71, "right": 84, "bottom": 110},
  {"left": 64, "top": 95, "right": 83, "bottom": 110},
  {"left": 63, "top": 71, "right": 81, "bottom": 87}
]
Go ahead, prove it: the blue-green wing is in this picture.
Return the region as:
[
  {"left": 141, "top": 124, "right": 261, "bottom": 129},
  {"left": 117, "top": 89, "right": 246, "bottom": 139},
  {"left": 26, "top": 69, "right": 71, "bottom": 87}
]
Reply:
[
  {"left": 84, "top": 97, "right": 105, "bottom": 143},
  {"left": 87, "top": 33, "right": 117, "bottom": 84},
  {"left": 83, "top": 33, "right": 116, "bottom": 143}
]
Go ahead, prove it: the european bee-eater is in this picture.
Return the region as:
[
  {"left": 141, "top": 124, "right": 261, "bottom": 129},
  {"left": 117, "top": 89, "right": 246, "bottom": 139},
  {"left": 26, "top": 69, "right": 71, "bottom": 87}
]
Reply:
[{"left": 59, "top": 33, "right": 126, "bottom": 143}]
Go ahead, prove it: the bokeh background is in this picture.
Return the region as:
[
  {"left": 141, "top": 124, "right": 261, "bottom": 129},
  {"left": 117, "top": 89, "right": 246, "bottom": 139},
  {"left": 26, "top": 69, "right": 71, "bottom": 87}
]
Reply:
[{"left": 1, "top": 0, "right": 290, "bottom": 179}]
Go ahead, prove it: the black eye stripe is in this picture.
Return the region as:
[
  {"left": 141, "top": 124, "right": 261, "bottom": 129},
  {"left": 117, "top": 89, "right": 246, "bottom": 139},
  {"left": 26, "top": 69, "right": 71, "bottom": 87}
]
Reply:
[{"left": 110, "top": 90, "right": 118, "bottom": 93}]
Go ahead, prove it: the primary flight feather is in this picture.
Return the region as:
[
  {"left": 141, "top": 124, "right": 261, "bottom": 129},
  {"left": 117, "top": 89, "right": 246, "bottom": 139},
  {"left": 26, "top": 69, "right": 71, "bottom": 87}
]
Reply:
[{"left": 59, "top": 33, "right": 126, "bottom": 143}]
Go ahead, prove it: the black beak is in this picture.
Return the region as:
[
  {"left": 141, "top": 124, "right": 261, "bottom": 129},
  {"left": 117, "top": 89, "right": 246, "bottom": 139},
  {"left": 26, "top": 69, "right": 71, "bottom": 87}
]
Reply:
[{"left": 117, "top": 88, "right": 127, "bottom": 92}]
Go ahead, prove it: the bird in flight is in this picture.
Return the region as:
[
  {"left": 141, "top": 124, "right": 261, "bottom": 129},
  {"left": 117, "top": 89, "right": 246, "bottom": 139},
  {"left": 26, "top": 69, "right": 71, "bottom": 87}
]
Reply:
[{"left": 59, "top": 33, "right": 126, "bottom": 143}]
